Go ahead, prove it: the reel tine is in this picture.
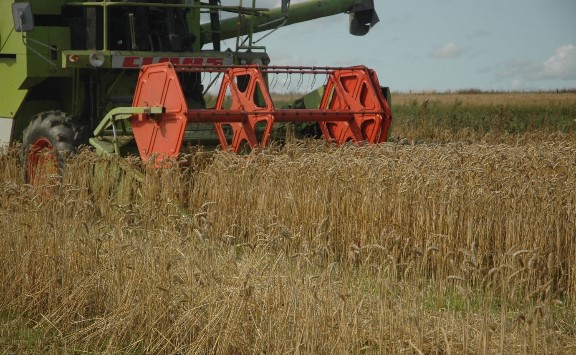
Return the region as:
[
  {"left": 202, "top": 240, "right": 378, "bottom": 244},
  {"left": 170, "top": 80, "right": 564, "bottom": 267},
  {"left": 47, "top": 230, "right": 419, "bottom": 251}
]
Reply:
[{"left": 323, "top": 73, "right": 329, "bottom": 86}]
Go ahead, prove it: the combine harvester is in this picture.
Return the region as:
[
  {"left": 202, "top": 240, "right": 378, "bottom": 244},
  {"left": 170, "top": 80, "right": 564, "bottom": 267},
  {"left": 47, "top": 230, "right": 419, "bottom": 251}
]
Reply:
[{"left": 0, "top": 0, "right": 391, "bottom": 182}]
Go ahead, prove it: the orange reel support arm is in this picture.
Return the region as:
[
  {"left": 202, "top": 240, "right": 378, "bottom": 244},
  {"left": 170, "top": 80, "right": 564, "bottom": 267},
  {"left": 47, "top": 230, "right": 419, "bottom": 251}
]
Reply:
[{"left": 130, "top": 62, "right": 392, "bottom": 162}]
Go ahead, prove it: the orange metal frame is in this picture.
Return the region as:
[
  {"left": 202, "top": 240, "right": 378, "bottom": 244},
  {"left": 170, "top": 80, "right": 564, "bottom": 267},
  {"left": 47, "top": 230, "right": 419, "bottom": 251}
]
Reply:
[{"left": 131, "top": 62, "right": 392, "bottom": 162}]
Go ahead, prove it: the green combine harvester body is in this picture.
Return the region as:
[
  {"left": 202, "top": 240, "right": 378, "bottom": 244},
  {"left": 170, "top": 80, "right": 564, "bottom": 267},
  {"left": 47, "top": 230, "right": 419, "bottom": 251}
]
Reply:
[{"left": 0, "top": 0, "right": 389, "bottom": 182}]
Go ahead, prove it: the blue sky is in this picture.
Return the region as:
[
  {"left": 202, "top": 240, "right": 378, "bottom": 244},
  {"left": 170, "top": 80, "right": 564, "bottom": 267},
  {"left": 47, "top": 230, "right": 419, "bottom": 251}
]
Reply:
[{"left": 217, "top": 0, "right": 576, "bottom": 92}]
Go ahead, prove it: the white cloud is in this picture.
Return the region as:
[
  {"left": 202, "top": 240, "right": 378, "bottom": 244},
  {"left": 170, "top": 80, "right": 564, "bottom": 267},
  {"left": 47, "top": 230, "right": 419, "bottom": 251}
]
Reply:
[
  {"left": 498, "top": 45, "right": 576, "bottom": 82},
  {"left": 542, "top": 45, "right": 576, "bottom": 80},
  {"left": 511, "top": 80, "right": 525, "bottom": 90},
  {"left": 499, "top": 59, "right": 540, "bottom": 79},
  {"left": 431, "top": 42, "right": 464, "bottom": 59}
]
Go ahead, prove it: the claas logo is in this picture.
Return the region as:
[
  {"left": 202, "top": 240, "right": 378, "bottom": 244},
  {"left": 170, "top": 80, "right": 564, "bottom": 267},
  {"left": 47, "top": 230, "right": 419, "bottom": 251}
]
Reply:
[{"left": 113, "top": 56, "right": 230, "bottom": 68}]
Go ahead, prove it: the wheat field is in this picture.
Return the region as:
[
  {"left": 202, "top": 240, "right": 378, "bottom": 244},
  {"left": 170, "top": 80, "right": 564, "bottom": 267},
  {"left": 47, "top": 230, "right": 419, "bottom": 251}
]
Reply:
[{"left": 1, "top": 92, "right": 575, "bottom": 353}]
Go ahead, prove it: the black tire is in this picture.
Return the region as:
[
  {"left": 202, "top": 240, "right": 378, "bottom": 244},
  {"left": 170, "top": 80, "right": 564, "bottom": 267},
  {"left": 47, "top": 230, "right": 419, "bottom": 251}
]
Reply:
[{"left": 20, "top": 110, "right": 86, "bottom": 184}]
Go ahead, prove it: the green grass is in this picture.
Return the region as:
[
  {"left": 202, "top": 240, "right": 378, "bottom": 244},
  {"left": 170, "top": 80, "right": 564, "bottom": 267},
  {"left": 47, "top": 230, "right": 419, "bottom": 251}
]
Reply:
[{"left": 390, "top": 92, "right": 576, "bottom": 142}]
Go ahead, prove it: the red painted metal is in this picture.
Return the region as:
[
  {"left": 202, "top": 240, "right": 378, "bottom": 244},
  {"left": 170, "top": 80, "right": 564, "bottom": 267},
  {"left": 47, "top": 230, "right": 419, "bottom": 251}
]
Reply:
[
  {"left": 212, "top": 67, "right": 275, "bottom": 152},
  {"left": 131, "top": 62, "right": 188, "bottom": 162},
  {"left": 317, "top": 67, "right": 390, "bottom": 144},
  {"left": 27, "top": 138, "right": 58, "bottom": 184},
  {"left": 131, "top": 62, "right": 392, "bottom": 162}
]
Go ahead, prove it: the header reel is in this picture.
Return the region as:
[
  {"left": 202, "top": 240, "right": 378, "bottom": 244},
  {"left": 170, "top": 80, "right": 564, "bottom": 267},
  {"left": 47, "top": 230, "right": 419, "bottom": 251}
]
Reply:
[{"left": 123, "top": 62, "right": 392, "bottom": 162}]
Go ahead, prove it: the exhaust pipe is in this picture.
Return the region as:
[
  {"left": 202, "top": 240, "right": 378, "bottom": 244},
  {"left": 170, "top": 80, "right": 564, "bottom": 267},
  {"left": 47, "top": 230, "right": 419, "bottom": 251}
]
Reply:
[{"left": 349, "top": 0, "right": 380, "bottom": 36}]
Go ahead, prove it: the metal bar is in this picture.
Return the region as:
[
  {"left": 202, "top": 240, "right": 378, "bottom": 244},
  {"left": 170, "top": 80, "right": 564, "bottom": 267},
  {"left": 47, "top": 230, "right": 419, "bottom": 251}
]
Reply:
[
  {"left": 19, "top": 36, "right": 58, "bottom": 68},
  {"left": 274, "top": 110, "right": 361, "bottom": 122},
  {"left": 236, "top": 0, "right": 243, "bottom": 50},
  {"left": 93, "top": 106, "right": 163, "bottom": 137},
  {"left": 185, "top": 109, "right": 381, "bottom": 123},
  {"left": 65, "top": 2, "right": 267, "bottom": 14},
  {"left": 102, "top": 0, "right": 108, "bottom": 51},
  {"left": 249, "top": 0, "right": 256, "bottom": 46},
  {"left": 172, "top": 64, "right": 367, "bottom": 74},
  {"left": 111, "top": 115, "right": 119, "bottom": 154}
]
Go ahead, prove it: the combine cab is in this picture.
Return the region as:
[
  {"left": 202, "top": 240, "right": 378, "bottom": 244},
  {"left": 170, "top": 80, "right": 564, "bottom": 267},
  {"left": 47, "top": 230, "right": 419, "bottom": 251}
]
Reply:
[{"left": 0, "top": 0, "right": 390, "bottom": 181}]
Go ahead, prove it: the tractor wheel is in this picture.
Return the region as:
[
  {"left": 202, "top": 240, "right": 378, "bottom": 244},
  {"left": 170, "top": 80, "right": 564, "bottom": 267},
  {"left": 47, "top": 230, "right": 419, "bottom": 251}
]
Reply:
[{"left": 20, "top": 111, "right": 85, "bottom": 184}]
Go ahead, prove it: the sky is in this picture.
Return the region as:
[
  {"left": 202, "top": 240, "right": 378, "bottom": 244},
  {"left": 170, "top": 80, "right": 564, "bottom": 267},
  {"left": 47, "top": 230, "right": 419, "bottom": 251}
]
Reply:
[{"left": 215, "top": 0, "right": 576, "bottom": 92}]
